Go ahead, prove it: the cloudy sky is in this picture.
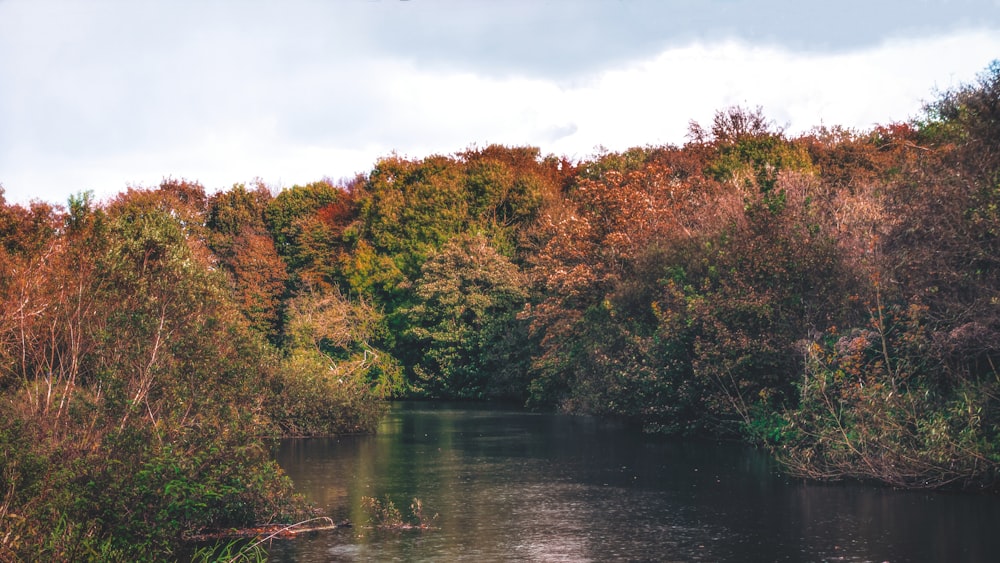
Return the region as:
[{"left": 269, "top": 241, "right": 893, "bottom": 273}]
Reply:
[{"left": 2, "top": 0, "right": 999, "bottom": 205}]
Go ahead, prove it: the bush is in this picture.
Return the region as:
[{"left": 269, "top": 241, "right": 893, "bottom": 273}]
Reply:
[
  {"left": 272, "top": 349, "right": 389, "bottom": 436},
  {"left": 776, "top": 311, "right": 1000, "bottom": 490}
]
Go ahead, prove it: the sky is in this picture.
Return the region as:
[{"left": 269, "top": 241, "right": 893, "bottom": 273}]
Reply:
[{"left": 2, "top": 0, "right": 1000, "bottom": 206}]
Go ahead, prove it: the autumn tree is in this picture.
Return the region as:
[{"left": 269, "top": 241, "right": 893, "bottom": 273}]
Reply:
[
  {"left": 522, "top": 146, "right": 715, "bottom": 416},
  {"left": 207, "top": 182, "right": 288, "bottom": 341},
  {"left": 459, "top": 145, "right": 561, "bottom": 257},
  {"left": 1, "top": 191, "right": 307, "bottom": 558},
  {"left": 265, "top": 179, "right": 358, "bottom": 290},
  {"left": 776, "top": 63, "right": 1000, "bottom": 489}
]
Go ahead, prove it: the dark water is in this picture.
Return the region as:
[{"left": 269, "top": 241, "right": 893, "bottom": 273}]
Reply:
[{"left": 271, "top": 402, "right": 1000, "bottom": 562}]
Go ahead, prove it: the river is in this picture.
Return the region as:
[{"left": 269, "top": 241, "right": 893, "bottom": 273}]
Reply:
[{"left": 270, "top": 401, "right": 1000, "bottom": 562}]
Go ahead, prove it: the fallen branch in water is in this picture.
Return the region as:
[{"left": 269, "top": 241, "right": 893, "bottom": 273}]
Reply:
[{"left": 186, "top": 517, "right": 352, "bottom": 542}]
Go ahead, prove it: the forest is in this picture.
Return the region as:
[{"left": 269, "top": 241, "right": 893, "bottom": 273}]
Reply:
[{"left": 2, "top": 62, "right": 999, "bottom": 559}]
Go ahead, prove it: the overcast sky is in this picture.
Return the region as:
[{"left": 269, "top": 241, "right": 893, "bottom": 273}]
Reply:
[{"left": 2, "top": 0, "right": 1000, "bottom": 205}]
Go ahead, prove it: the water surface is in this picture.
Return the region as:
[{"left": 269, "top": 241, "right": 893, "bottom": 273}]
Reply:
[{"left": 271, "top": 402, "right": 1000, "bottom": 562}]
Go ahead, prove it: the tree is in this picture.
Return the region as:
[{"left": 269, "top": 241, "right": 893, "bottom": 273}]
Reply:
[
  {"left": 265, "top": 180, "right": 360, "bottom": 292},
  {"left": 772, "top": 63, "right": 1000, "bottom": 489},
  {"left": 694, "top": 106, "right": 813, "bottom": 196},
  {"left": 356, "top": 155, "right": 469, "bottom": 281},
  {"left": 522, "top": 147, "right": 714, "bottom": 414},
  {"left": 207, "top": 183, "right": 288, "bottom": 341},
  {"left": 400, "top": 234, "right": 530, "bottom": 398},
  {"left": 1, "top": 191, "right": 307, "bottom": 557}
]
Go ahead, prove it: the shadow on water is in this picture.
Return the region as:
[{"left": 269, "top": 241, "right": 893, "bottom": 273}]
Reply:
[{"left": 270, "top": 402, "right": 1000, "bottom": 562}]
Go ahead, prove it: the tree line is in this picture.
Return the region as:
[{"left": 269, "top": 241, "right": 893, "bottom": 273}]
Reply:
[{"left": 2, "top": 62, "right": 999, "bottom": 558}]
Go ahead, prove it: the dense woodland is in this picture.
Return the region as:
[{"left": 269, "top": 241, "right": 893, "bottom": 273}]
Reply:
[{"left": 2, "top": 62, "right": 1000, "bottom": 559}]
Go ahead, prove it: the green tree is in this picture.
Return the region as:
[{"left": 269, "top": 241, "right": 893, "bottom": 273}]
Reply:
[
  {"left": 694, "top": 106, "right": 813, "bottom": 198},
  {"left": 400, "top": 234, "right": 530, "bottom": 398},
  {"left": 356, "top": 155, "right": 469, "bottom": 281}
]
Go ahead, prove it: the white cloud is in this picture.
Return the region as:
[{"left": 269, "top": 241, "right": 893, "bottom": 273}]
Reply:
[
  {"left": 542, "top": 31, "right": 1000, "bottom": 156},
  {"left": 2, "top": 16, "right": 999, "bottom": 205},
  {"left": 325, "top": 30, "right": 999, "bottom": 164}
]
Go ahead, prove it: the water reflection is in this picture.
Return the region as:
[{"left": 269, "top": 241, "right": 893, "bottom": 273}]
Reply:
[{"left": 271, "top": 402, "right": 1000, "bottom": 562}]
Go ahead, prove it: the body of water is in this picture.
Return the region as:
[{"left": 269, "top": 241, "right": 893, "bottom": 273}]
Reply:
[{"left": 270, "top": 402, "right": 999, "bottom": 562}]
